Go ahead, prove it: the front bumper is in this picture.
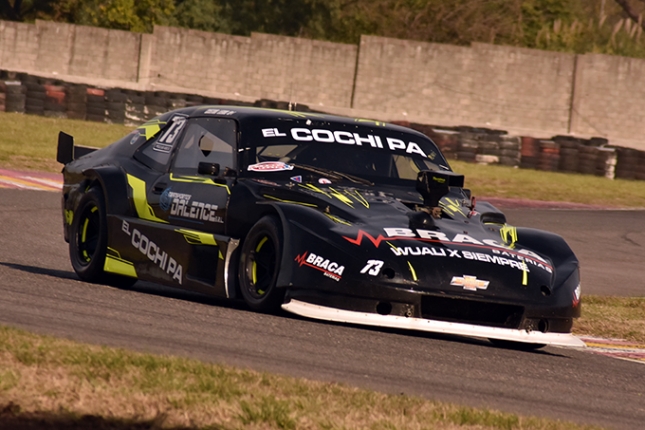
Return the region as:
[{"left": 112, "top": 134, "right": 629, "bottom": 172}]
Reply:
[{"left": 282, "top": 299, "right": 585, "bottom": 348}]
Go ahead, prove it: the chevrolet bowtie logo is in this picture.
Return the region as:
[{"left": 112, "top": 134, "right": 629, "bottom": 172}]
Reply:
[{"left": 450, "top": 275, "right": 490, "bottom": 291}]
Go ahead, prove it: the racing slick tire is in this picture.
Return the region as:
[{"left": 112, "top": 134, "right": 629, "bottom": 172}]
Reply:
[
  {"left": 489, "top": 338, "right": 546, "bottom": 351},
  {"left": 238, "top": 216, "right": 285, "bottom": 312},
  {"left": 69, "top": 187, "right": 136, "bottom": 288}
]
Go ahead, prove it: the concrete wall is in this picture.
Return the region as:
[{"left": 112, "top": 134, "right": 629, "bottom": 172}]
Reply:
[
  {"left": 571, "top": 53, "right": 645, "bottom": 142},
  {"left": 243, "top": 33, "right": 357, "bottom": 108},
  {"left": 1, "top": 19, "right": 644, "bottom": 148},
  {"left": 352, "top": 36, "right": 575, "bottom": 133},
  {"left": 151, "top": 26, "right": 251, "bottom": 95},
  {"left": 0, "top": 20, "right": 39, "bottom": 71}
]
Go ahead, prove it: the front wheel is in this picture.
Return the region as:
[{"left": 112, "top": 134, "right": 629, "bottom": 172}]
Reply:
[{"left": 238, "top": 216, "right": 285, "bottom": 312}]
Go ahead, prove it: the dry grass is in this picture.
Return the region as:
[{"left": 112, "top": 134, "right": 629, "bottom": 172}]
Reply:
[
  {"left": 573, "top": 296, "right": 645, "bottom": 343},
  {"left": 450, "top": 160, "right": 645, "bottom": 208},
  {"left": 0, "top": 112, "right": 131, "bottom": 173},
  {"left": 0, "top": 326, "right": 599, "bottom": 430}
]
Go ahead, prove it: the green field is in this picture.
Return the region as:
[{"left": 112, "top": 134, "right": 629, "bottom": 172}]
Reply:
[{"left": 2, "top": 111, "right": 645, "bottom": 208}]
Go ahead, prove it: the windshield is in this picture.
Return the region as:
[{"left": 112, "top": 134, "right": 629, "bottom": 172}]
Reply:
[{"left": 238, "top": 118, "right": 450, "bottom": 183}]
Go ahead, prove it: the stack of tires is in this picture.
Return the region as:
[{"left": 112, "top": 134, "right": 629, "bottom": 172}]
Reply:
[
  {"left": 144, "top": 91, "right": 167, "bottom": 120},
  {"left": 185, "top": 94, "right": 204, "bottom": 107},
  {"left": 519, "top": 137, "right": 539, "bottom": 169},
  {"left": 538, "top": 140, "right": 560, "bottom": 171},
  {"left": 168, "top": 93, "right": 187, "bottom": 110},
  {"left": 636, "top": 151, "right": 645, "bottom": 181},
  {"left": 125, "top": 90, "right": 146, "bottom": 126},
  {"left": 457, "top": 132, "right": 478, "bottom": 162},
  {"left": 476, "top": 138, "right": 500, "bottom": 165},
  {"left": 614, "top": 148, "right": 639, "bottom": 180},
  {"left": 24, "top": 78, "right": 45, "bottom": 116},
  {"left": 433, "top": 130, "right": 460, "bottom": 160},
  {"left": 4, "top": 81, "right": 25, "bottom": 113},
  {"left": 0, "top": 82, "right": 6, "bottom": 112},
  {"left": 106, "top": 89, "right": 126, "bottom": 124},
  {"left": 43, "top": 84, "right": 66, "bottom": 118},
  {"left": 498, "top": 136, "right": 521, "bottom": 166},
  {"left": 576, "top": 145, "right": 598, "bottom": 176},
  {"left": 554, "top": 136, "right": 579, "bottom": 173},
  {"left": 86, "top": 88, "right": 106, "bottom": 122},
  {"left": 66, "top": 84, "right": 87, "bottom": 120},
  {"left": 596, "top": 148, "right": 617, "bottom": 179}
]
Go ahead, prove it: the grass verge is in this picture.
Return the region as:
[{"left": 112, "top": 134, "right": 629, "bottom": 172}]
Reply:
[
  {"left": 2, "top": 111, "right": 645, "bottom": 208},
  {"left": 574, "top": 296, "right": 645, "bottom": 343},
  {"left": 0, "top": 325, "right": 600, "bottom": 430}
]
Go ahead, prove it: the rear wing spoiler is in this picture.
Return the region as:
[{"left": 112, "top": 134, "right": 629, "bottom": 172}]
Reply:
[{"left": 57, "top": 131, "right": 98, "bottom": 164}]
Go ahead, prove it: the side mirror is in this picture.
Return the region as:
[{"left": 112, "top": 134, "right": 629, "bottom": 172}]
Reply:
[
  {"left": 416, "top": 170, "right": 464, "bottom": 208},
  {"left": 198, "top": 162, "right": 220, "bottom": 176}
]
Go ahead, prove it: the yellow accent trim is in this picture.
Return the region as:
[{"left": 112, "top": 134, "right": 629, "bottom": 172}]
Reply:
[
  {"left": 500, "top": 225, "right": 518, "bottom": 249},
  {"left": 65, "top": 210, "right": 74, "bottom": 225},
  {"left": 355, "top": 119, "right": 386, "bottom": 126},
  {"left": 323, "top": 213, "right": 351, "bottom": 226},
  {"left": 175, "top": 228, "right": 217, "bottom": 246},
  {"left": 299, "top": 183, "right": 332, "bottom": 199},
  {"left": 329, "top": 187, "right": 354, "bottom": 207},
  {"left": 256, "top": 236, "right": 268, "bottom": 252},
  {"left": 170, "top": 173, "right": 231, "bottom": 195},
  {"left": 344, "top": 189, "right": 369, "bottom": 208},
  {"left": 81, "top": 218, "right": 89, "bottom": 243},
  {"left": 407, "top": 261, "right": 418, "bottom": 281},
  {"left": 104, "top": 255, "right": 138, "bottom": 278},
  {"left": 137, "top": 119, "right": 166, "bottom": 140},
  {"left": 263, "top": 194, "right": 318, "bottom": 207},
  {"left": 127, "top": 174, "right": 168, "bottom": 223},
  {"left": 521, "top": 261, "right": 529, "bottom": 286}
]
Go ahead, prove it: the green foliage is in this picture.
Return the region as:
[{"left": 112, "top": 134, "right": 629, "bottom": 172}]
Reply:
[{"left": 4, "top": 1, "right": 645, "bottom": 57}]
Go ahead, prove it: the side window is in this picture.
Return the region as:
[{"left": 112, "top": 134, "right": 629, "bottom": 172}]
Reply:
[
  {"left": 134, "top": 114, "right": 188, "bottom": 171},
  {"left": 172, "top": 118, "right": 237, "bottom": 174}
]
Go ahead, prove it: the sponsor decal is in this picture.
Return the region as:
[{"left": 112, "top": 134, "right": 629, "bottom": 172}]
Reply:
[
  {"left": 153, "top": 114, "right": 187, "bottom": 153},
  {"left": 360, "top": 260, "right": 383, "bottom": 276},
  {"left": 451, "top": 275, "right": 490, "bottom": 291},
  {"left": 290, "top": 175, "right": 303, "bottom": 183},
  {"left": 295, "top": 251, "right": 345, "bottom": 282},
  {"left": 160, "top": 189, "right": 222, "bottom": 223},
  {"left": 122, "top": 221, "right": 183, "bottom": 284},
  {"left": 343, "top": 228, "right": 552, "bottom": 273},
  {"left": 318, "top": 178, "right": 332, "bottom": 184},
  {"left": 262, "top": 127, "right": 431, "bottom": 158},
  {"left": 388, "top": 246, "right": 530, "bottom": 272},
  {"left": 204, "top": 108, "right": 236, "bottom": 115},
  {"left": 248, "top": 161, "right": 294, "bottom": 172},
  {"left": 573, "top": 283, "right": 581, "bottom": 307},
  {"left": 262, "top": 128, "right": 287, "bottom": 137}
]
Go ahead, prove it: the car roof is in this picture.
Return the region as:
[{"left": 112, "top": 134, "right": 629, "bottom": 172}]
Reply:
[{"left": 166, "top": 105, "right": 425, "bottom": 136}]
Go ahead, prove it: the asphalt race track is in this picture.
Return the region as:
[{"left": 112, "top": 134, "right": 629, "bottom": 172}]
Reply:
[{"left": 1, "top": 188, "right": 644, "bottom": 429}]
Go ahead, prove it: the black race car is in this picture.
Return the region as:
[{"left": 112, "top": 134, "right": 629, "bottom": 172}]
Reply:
[{"left": 57, "top": 106, "right": 584, "bottom": 349}]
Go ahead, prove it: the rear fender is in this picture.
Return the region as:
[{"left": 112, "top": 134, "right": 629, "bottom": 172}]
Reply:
[{"left": 81, "top": 166, "right": 132, "bottom": 216}]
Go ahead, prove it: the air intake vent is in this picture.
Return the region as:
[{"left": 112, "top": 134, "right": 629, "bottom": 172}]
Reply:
[{"left": 421, "top": 296, "right": 523, "bottom": 328}]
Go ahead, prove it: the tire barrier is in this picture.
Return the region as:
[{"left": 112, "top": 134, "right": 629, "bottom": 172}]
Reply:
[
  {"left": 2, "top": 70, "right": 645, "bottom": 181},
  {"left": 3, "top": 81, "right": 25, "bottom": 113}
]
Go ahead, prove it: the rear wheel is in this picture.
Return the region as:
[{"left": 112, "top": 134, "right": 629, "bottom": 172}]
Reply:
[
  {"left": 69, "top": 187, "right": 136, "bottom": 288},
  {"left": 238, "top": 216, "right": 285, "bottom": 312}
]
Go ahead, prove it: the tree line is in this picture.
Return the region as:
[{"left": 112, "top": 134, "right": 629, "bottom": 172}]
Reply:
[{"left": 3, "top": 0, "right": 645, "bottom": 57}]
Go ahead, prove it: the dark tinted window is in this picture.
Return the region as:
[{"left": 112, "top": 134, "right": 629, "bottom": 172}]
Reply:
[{"left": 172, "top": 118, "right": 237, "bottom": 174}]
